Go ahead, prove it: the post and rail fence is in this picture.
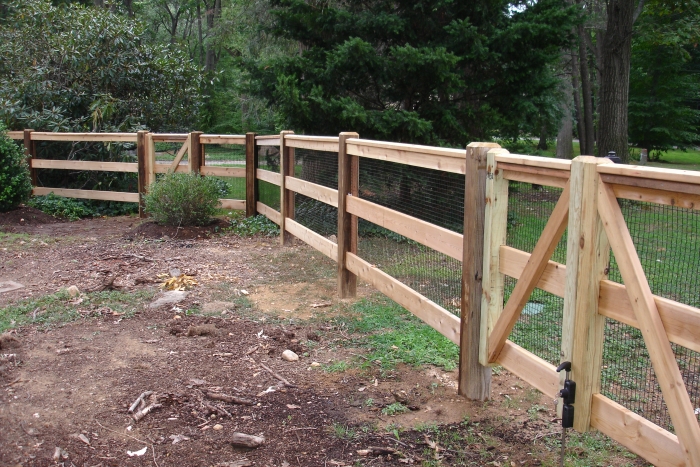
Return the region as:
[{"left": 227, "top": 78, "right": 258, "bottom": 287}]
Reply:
[{"left": 6, "top": 129, "right": 700, "bottom": 466}]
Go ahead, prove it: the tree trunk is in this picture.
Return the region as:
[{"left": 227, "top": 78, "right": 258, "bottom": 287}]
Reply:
[
  {"left": 570, "top": 48, "right": 585, "bottom": 155},
  {"left": 556, "top": 62, "right": 574, "bottom": 159},
  {"left": 197, "top": 0, "right": 205, "bottom": 67},
  {"left": 598, "top": 0, "right": 635, "bottom": 163},
  {"left": 577, "top": 23, "right": 595, "bottom": 156}
]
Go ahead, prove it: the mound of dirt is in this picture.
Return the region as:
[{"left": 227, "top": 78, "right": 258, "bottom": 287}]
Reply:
[
  {"left": 0, "top": 206, "right": 61, "bottom": 226},
  {"left": 127, "top": 218, "right": 230, "bottom": 240}
]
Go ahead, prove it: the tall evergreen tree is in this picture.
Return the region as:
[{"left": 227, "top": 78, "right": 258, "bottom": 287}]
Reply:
[{"left": 249, "top": 0, "right": 577, "bottom": 146}]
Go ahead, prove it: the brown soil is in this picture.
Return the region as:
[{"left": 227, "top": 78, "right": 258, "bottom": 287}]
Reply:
[
  {"left": 0, "top": 206, "right": 60, "bottom": 226},
  {"left": 0, "top": 209, "right": 645, "bottom": 467}
]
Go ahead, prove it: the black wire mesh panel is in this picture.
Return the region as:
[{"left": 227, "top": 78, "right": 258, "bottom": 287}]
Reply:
[
  {"left": 505, "top": 182, "right": 567, "bottom": 366},
  {"left": 257, "top": 145, "right": 280, "bottom": 211},
  {"left": 357, "top": 158, "right": 465, "bottom": 315},
  {"left": 292, "top": 148, "right": 339, "bottom": 238},
  {"left": 602, "top": 200, "right": 700, "bottom": 432},
  {"left": 203, "top": 144, "right": 246, "bottom": 201},
  {"left": 34, "top": 140, "right": 137, "bottom": 192}
]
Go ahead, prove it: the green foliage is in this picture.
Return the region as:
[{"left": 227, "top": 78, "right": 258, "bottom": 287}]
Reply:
[
  {"left": 227, "top": 213, "right": 280, "bottom": 237},
  {"left": 382, "top": 403, "right": 410, "bottom": 416},
  {"left": 249, "top": 0, "right": 577, "bottom": 145},
  {"left": 0, "top": 125, "right": 32, "bottom": 212},
  {"left": 144, "top": 173, "right": 221, "bottom": 226},
  {"left": 628, "top": 2, "right": 700, "bottom": 154},
  {"left": 0, "top": 0, "right": 202, "bottom": 133},
  {"left": 27, "top": 193, "right": 95, "bottom": 220}
]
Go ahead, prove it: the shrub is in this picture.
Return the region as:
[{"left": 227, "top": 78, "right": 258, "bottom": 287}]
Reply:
[
  {"left": 227, "top": 213, "right": 279, "bottom": 237},
  {"left": 0, "top": 126, "right": 32, "bottom": 212},
  {"left": 144, "top": 173, "right": 220, "bottom": 226},
  {"left": 27, "top": 193, "right": 96, "bottom": 220}
]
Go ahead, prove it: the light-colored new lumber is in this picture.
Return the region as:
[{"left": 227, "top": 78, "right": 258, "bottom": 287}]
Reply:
[
  {"left": 502, "top": 251, "right": 700, "bottom": 354},
  {"left": 33, "top": 187, "right": 138, "bottom": 202},
  {"left": 151, "top": 134, "right": 188, "bottom": 142},
  {"left": 279, "top": 131, "right": 295, "bottom": 245},
  {"left": 7, "top": 131, "right": 23, "bottom": 140},
  {"left": 200, "top": 166, "right": 246, "bottom": 177},
  {"left": 459, "top": 143, "right": 497, "bottom": 401},
  {"left": 598, "top": 179, "right": 700, "bottom": 465},
  {"left": 600, "top": 173, "right": 700, "bottom": 195},
  {"left": 501, "top": 170, "right": 568, "bottom": 189},
  {"left": 598, "top": 163, "right": 700, "bottom": 186},
  {"left": 284, "top": 135, "right": 339, "bottom": 152},
  {"left": 31, "top": 159, "right": 138, "bottom": 173},
  {"left": 30, "top": 132, "right": 137, "bottom": 142},
  {"left": 347, "top": 138, "right": 471, "bottom": 158},
  {"left": 487, "top": 182, "right": 571, "bottom": 363},
  {"left": 285, "top": 218, "right": 338, "bottom": 261},
  {"left": 599, "top": 280, "right": 700, "bottom": 354},
  {"left": 494, "top": 153, "right": 573, "bottom": 171},
  {"left": 479, "top": 149, "right": 510, "bottom": 367},
  {"left": 256, "top": 202, "right": 281, "bottom": 225},
  {"left": 256, "top": 169, "right": 282, "bottom": 186},
  {"left": 346, "top": 196, "right": 462, "bottom": 261},
  {"left": 345, "top": 252, "right": 461, "bottom": 345},
  {"left": 169, "top": 135, "right": 190, "bottom": 172},
  {"left": 199, "top": 135, "right": 246, "bottom": 145},
  {"left": 499, "top": 246, "right": 566, "bottom": 297},
  {"left": 561, "top": 156, "right": 611, "bottom": 431},
  {"left": 285, "top": 176, "right": 339, "bottom": 207},
  {"left": 591, "top": 395, "right": 686, "bottom": 467},
  {"left": 610, "top": 184, "right": 700, "bottom": 210},
  {"left": 256, "top": 136, "right": 280, "bottom": 146},
  {"left": 219, "top": 199, "right": 245, "bottom": 210},
  {"left": 496, "top": 340, "right": 559, "bottom": 398},
  {"left": 145, "top": 132, "right": 155, "bottom": 186},
  {"left": 346, "top": 141, "right": 466, "bottom": 174},
  {"left": 137, "top": 130, "right": 148, "bottom": 218}
]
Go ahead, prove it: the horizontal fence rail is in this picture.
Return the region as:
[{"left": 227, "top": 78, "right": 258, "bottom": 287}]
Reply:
[{"left": 6, "top": 127, "right": 700, "bottom": 467}]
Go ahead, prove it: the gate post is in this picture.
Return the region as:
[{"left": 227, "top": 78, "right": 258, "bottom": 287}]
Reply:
[
  {"left": 279, "top": 131, "right": 295, "bottom": 246},
  {"left": 23, "top": 129, "right": 37, "bottom": 187},
  {"left": 189, "top": 131, "right": 203, "bottom": 175},
  {"left": 136, "top": 130, "right": 148, "bottom": 218},
  {"left": 337, "top": 132, "right": 360, "bottom": 298},
  {"left": 459, "top": 142, "right": 501, "bottom": 400},
  {"left": 245, "top": 132, "right": 258, "bottom": 217},
  {"left": 561, "top": 156, "right": 612, "bottom": 431}
]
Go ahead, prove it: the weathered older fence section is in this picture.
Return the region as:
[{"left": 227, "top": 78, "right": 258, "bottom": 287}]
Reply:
[{"left": 7, "top": 129, "right": 700, "bottom": 466}]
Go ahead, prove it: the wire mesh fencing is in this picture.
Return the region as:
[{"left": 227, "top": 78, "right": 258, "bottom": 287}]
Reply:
[
  {"left": 202, "top": 143, "right": 246, "bottom": 200},
  {"left": 257, "top": 144, "right": 280, "bottom": 211},
  {"left": 601, "top": 200, "right": 700, "bottom": 432},
  {"left": 292, "top": 148, "right": 339, "bottom": 238},
  {"left": 505, "top": 181, "right": 567, "bottom": 366},
  {"left": 357, "top": 158, "right": 464, "bottom": 315}
]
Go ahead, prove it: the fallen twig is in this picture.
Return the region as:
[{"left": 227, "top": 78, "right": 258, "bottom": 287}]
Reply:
[
  {"left": 206, "top": 392, "right": 254, "bottom": 406},
  {"left": 133, "top": 403, "right": 163, "bottom": 422},
  {"left": 255, "top": 360, "right": 298, "bottom": 388},
  {"left": 128, "top": 391, "right": 154, "bottom": 414},
  {"left": 230, "top": 433, "right": 265, "bottom": 448},
  {"left": 203, "top": 402, "right": 233, "bottom": 418}
]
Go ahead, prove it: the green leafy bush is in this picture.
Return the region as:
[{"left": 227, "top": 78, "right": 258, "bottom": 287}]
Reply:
[
  {"left": 144, "top": 173, "right": 221, "bottom": 226},
  {"left": 27, "top": 193, "right": 95, "bottom": 220},
  {"left": 227, "top": 213, "right": 279, "bottom": 237},
  {"left": 0, "top": 126, "right": 32, "bottom": 212}
]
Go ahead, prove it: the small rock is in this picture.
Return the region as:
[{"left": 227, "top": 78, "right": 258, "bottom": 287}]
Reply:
[
  {"left": 67, "top": 285, "right": 80, "bottom": 297},
  {"left": 149, "top": 290, "right": 188, "bottom": 309},
  {"left": 281, "top": 350, "right": 299, "bottom": 362},
  {"left": 169, "top": 268, "right": 181, "bottom": 278},
  {"left": 310, "top": 362, "right": 321, "bottom": 367},
  {"left": 173, "top": 315, "right": 182, "bottom": 320},
  {"left": 213, "top": 424, "right": 223, "bottom": 431}
]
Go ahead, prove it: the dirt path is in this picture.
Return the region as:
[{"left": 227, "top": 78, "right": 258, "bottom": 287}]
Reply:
[{"left": 0, "top": 210, "right": 645, "bottom": 466}]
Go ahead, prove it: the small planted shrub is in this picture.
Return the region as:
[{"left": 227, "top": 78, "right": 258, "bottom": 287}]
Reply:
[
  {"left": 144, "top": 172, "right": 220, "bottom": 226},
  {"left": 0, "top": 126, "right": 32, "bottom": 212},
  {"left": 227, "top": 213, "right": 279, "bottom": 237},
  {"left": 28, "top": 193, "right": 96, "bottom": 220}
]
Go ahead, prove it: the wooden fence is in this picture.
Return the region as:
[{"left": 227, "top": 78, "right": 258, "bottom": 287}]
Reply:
[{"left": 6, "top": 129, "right": 700, "bottom": 466}]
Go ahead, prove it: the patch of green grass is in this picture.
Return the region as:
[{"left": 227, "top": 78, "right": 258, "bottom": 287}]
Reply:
[
  {"left": 334, "top": 295, "right": 459, "bottom": 371},
  {"left": 0, "top": 289, "right": 155, "bottom": 332},
  {"left": 323, "top": 360, "right": 350, "bottom": 373},
  {"left": 381, "top": 402, "right": 409, "bottom": 416},
  {"left": 330, "top": 422, "right": 357, "bottom": 440}
]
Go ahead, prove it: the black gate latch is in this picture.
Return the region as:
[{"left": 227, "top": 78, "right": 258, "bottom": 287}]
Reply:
[{"left": 556, "top": 361, "right": 576, "bottom": 428}]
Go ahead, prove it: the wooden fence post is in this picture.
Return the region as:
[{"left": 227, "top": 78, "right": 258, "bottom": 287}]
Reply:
[
  {"left": 337, "top": 132, "right": 360, "bottom": 298},
  {"left": 279, "top": 131, "right": 295, "bottom": 245},
  {"left": 23, "top": 129, "right": 37, "bottom": 187},
  {"left": 145, "top": 132, "right": 155, "bottom": 187},
  {"left": 479, "top": 148, "right": 510, "bottom": 367},
  {"left": 246, "top": 132, "right": 258, "bottom": 217},
  {"left": 136, "top": 130, "right": 148, "bottom": 218},
  {"left": 561, "top": 156, "right": 612, "bottom": 432},
  {"left": 459, "top": 142, "right": 500, "bottom": 400},
  {"left": 189, "top": 131, "right": 203, "bottom": 175}
]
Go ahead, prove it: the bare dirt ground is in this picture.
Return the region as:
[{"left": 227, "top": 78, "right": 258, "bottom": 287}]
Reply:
[{"left": 0, "top": 208, "right": 645, "bottom": 467}]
